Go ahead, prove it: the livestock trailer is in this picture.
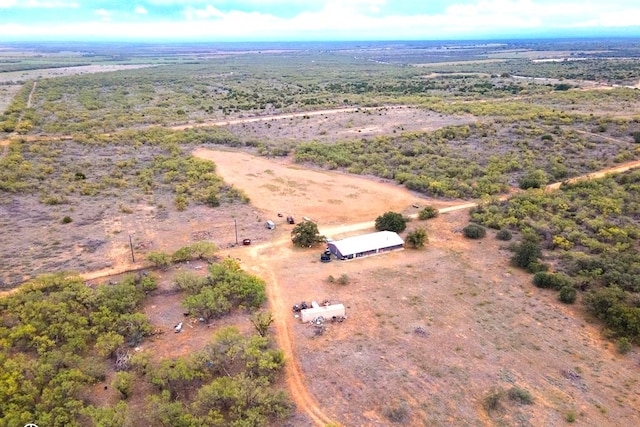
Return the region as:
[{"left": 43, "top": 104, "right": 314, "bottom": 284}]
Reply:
[{"left": 300, "top": 303, "right": 346, "bottom": 323}]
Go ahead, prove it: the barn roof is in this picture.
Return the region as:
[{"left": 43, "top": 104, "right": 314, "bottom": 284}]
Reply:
[{"left": 330, "top": 230, "right": 404, "bottom": 256}]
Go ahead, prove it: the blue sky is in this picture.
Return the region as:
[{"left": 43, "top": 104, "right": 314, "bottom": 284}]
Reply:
[{"left": 0, "top": 0, "right": 639, "bottom": 41}]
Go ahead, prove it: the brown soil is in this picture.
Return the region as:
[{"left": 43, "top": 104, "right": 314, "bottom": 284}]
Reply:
[
  {"left": 186, "top": 149, "right": 640, "bottom": 426},
  {"left": 173, "top": 105, "right": 476, "bottom": 143}
]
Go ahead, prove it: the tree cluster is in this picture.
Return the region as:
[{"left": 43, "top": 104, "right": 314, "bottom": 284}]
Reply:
[
  {"left": 0, "top": 273, "right": 153, "bottom": 426},
  {"left": 180, "top": 258, "right": 267, "bottom": 321},
  {"left": 144, "top": 326, "right": 291, "bottom": 426},
  {"left": 472, "top": 171, "right": 640, "bottom": 342}
]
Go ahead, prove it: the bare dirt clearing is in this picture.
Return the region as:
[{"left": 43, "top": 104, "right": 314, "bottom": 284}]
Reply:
[
  {"left": 0, "top": 84, "right": 21, "bottom": 113},
  {"left": 177, "top": 106, "right": 476, "bottom": 143},
  {"left": 0, "top": 64, "right": 156, "bottom": 85},
  {"left": 192, "top": 147, "right": 434, "bottom": 227},
  {"left": 191, "top": 149, "right": 640, "bottom": 426}
]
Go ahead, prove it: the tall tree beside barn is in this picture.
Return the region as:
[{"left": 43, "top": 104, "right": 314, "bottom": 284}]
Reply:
[
  {"left": 375, "top": 211, "right": 408, "bottom": 233},
  {"left": 291, "top": 220, "right": 325, "bottom": 248}
]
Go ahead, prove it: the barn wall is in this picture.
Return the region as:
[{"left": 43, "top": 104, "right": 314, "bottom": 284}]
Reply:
[{"left": 327, "top": 243, "right": 342, "bottom": 258}]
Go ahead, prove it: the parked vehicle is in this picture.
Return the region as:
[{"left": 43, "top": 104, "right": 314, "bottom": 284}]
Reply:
[
  {"left": 320, "top": 248, "right": 331, "bottom": 262},
  {"left": 286, "top": 216, "right": 295, "bottom": 224}
]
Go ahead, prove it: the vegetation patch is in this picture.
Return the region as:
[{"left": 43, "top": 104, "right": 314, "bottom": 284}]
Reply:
[
  {"left": 0, "top": 262, "right": 290, "bottom": 426},
  {"left": 472, "top": 171, "right": 640, "bottom": 343},
  {"left": 375, "top": 211, "right": 408, "bottom": 233},
  {"left": 463, "top": 223, "right": 487, "bottom": 239}
]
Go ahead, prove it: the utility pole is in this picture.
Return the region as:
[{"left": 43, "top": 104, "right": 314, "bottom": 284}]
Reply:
[
  {"left": 129, "top": 234, "right": 135, "bottom": 263},
  {"left": 234, "top": 219, "right": 238, "bottom": 245}
]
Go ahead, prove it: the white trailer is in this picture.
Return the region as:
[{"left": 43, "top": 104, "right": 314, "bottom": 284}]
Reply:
[{"left": 300, "top": 303, "right": 346, "bottom": 323}]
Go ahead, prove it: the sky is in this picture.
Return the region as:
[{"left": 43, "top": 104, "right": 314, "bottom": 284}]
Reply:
[{"left": 0, "top": 0, "right": 639, "bottom": 42}]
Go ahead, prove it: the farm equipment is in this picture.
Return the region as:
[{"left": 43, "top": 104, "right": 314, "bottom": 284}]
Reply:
[
  {"left": 320, "top": 248, "right": 331, "bottom": 262},
  {"left": 320, "top": 254, "right": 331, "bottom": 262},
  {"left": 292, "top": 301, "right": 309, "bottom": 312}
]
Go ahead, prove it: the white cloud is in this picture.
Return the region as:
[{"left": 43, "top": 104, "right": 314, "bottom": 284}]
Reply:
[
  {"left": 134, "top": 6, "right": 148, "bottom": 15},
  {"left": 94, "top": 8, "right": 112, "bottom": 22},
  {"left": 27, "top": 0, "right": 78, "bottom": 6},
  {"left": 183, "top": 5, "right": 225, "bottom": 20},
  {"left": 0, "top": 0, "right": 77, "bottom": 7},
  {"left": 1, "top": 0, "right": 639, "bottom": 40}
]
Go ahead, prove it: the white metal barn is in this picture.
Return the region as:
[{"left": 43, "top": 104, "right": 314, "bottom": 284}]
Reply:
[
  {"left": 300, "top": 303, "right": 346, "bottom": 323},
  {"left": 327, "top": 230, "right": 404, "bottom": 260}
]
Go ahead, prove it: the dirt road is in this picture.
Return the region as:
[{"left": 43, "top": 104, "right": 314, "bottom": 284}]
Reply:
[
  {"left": 26, "top": 81, "right": 37, "bottom": 108},
  {"left": 545, "top": 159, "right": 640, "bottom": 191},
  {"left": 246, "top": 238, "right": 335, "bottom": 426},
  {"left": 169, "top": 106, "right": 405, "bottom": 130}
]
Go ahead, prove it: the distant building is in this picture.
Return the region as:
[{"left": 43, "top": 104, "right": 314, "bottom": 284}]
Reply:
[{"left": 327, "top": 230, "right": 404, "bottom": 260}]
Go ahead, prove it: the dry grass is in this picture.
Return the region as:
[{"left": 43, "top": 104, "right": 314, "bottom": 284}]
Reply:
[{"left": 201, "top": 150, "right": 640, "bottom": 426}]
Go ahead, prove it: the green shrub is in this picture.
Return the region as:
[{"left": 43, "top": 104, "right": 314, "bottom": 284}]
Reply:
[
  {"left": 175, "top": 194, "right": 188, "bottom": 211},
  {"left": 406, "top": 227, "right": 428, "bottom": 248},
  {"left": 527, "top": 261, "right": 549, "bottom": 274},
  {"left": 512, "top": 235, "right": 542, "bottom": 269},
  {"left": 205, "top": 192, "right": 220, "bottom": 207},
  {"left": 463, "top": 223, "right": 486, "bottom": 239},
  {"left": 616, "top": 337, "right": 631, "bottom": 354},
  {"left": 554, "top": 83, "right": 572, "bottom": 91},
  {"left": 518, "top": 169, "right": 548, "bottom": 189},
  {"left": 62, "top": 215, "right": 73, "bottom": 224},
  {"left": 496, "top": 229, "right": 512, "bottom": 241},
  {"left": 138, "top": 275, "right": 158, "bottom": 293},
  {"left": 171, "top": 246, "right": 193, "bottom": 263},
  {"left": 337, "top": 274, "right": 349, "bottom": 285},
  {"left": 631, "top": 131, "right": 640, "bottom": 144},
  {"left": 559, "top": 286, "right": 577, "bottom": 304},
  {"left": 533, "top": 272, "right": 572, "bottom": 290},
  {"left": 508, "top": 387, "right": 533, "bottom": 405},
  {"left": 147, "top": 251, "right": 171, "bottom": 269},
  {"left": 375, "top": 211, "right": 407, "bottom": 233},
  {"left": 189, "top": 241, "right": 217, "bottom": 260},
  {"left": 418, "top": 206, "right": 439, "bottom": 220},
  {"left": 112, "top": 371, "right": 134, "bottom": 399}
]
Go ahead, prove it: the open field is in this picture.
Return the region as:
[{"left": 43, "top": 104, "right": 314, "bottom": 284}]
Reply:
[{"left": 2, "top": 39, "right": 640, "bottom": 426}]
